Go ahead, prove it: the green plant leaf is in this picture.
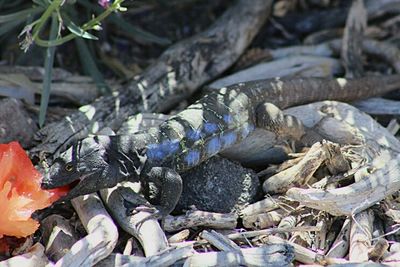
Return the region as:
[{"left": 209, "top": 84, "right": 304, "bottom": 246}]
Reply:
[
  {"left": 75, "top": 37, "right": 110, "bottom": 95},
  {"left": 32, "top": 0, "right": 48, "bottom": 8},
  {"left": 64, "top": 15, "right": 99, "bottom": 40},
  {"left": 0, "top": 0, "right": 35, "bottom": 9},
  {"left": 0, "top": 18, "right": 26, "bottom": 37},
  {"left": 39, "top": 13, "right": 58, "bottom": 127},
  {"left": 78, "top": 0, "right": 171, "bottom": 45},
  {"left": 0, "top": 7, "right": 42, "bottom": 23},
  {"left": 33, "top": 0, "right": 124, "bottom": 48},
  {"left": 109, "top": 14, "right": 171, "bottom": 45}
]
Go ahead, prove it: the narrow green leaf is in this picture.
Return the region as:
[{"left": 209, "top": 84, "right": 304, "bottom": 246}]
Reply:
[
  {"left": 0, "top": 0, "right": 32, "bottom": 9},
  {"left": 0, "top": 18, "right": 26, "bottom": 37},
  {"left": 32, "top": 0, "right": 62, "bottom": 41},
  {"left": 109, "top": 14, "right": 171, "bottom": 45},
  {"left": 32, "top": 0, "right": 48, "bottom": 8},
  {"left": 75, "top": 37, "right": 110, "bottom": 95},
  {"left": 78, "top": 0, "right": 171, "bottom": 45},
  {"left": 0, "top": 7, "right": 42, "bottom": 23},
  {"left": 39, "top": 13, "right": 58, "bottom": 127},
  {"left": 64, "top": 16, "right": 99, "bottom": 40}
]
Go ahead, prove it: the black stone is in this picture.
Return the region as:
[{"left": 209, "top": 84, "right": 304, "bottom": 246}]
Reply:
[{"left": 176, "top": 155, "right": 261, "bottom": 214}]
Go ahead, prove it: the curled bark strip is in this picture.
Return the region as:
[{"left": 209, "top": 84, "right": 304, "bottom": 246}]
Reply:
[
  {"left": 365, "top": 0, "right": 400, "bottom": 19},
  {"left": 0, "top": 243, "right": 48, "bottom": 267},
  {"left": 262, "top": 235, "right": 319, "bottom": 264},
  {"left": 242, "top": 209, "right": 285, "bottom": 230},
  {"left": 226, "top": 226, "right": 321, "bottom": 240},
  {"left": 286, "top": 153, "right": 400, "bottom": 216},
  {"left": 263, "top": 142, "right": 327, "bottom": 194},
  {"left": 326, "top": 218, "right": 351, "bottom": 258},
  {"left": 353, "top": 97, "right": 400, "bottom": 116},
  {"left": 285, "top": 101, "right": 400, "bottom": 156},
  {"left": 341, "top": 0, "right": 367, "bottom": 78},
  {"left": 239, "top": 195, "right": 281, "bottom": 217},
  {"left": 32, "top": 0, "right": 272, "bottom": 155},
  {"left": 208, "top": 55, "right": 342, "bottom": 89},
  {"left": 268, "top": 39, "right": 400, "bottom": 74},
  {"left": 274, "top": 215, "right": 298, "bottom": 240},
  {"left": 168, "top": 229, "right": 191, "bottom": 244},
  {"left": 96, "top": 246, "right": 194, "bottom": 267},
  {"left": 369, "top": 238, "right": 389, "bottom": 262},
  {"left": 41, "top": 215, "right": 79, "bottom": 262},
  {"left": 383, "top": 252, "right": 400, "bottom": 262},
  {"left": 163, "top": 210, "right": 237, "bottom": 232},
  {"left": 184, "top": 244, "right": 294, "bottom": 267},
  {"left": 54, "top": 194, "right": 118, "bottom": 267},
  {"left": 349, "top": 209, "right": 373, "bottom": 262},
  {"left": 359, "top": 39, "right": 400, "bottom": 73},
  {"left": 99, "top": 184, "right": 168, "bottom": 257},
  {"left": 200, "top": 230, "right": 241, "bottom": 252}
]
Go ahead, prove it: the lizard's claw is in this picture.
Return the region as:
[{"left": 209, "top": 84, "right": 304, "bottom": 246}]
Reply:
[
  {"left": 130, "top": 205, "right": 158, "bottom": 215},
  {"left": 126, "top": 203, "right": 171, "bottom": 229},
  {"left": 122, "top": 197, "right": 164, "bottom": 227}
]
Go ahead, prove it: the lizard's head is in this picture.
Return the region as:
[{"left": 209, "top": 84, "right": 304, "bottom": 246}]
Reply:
[{"left": 41, "top": 135, "right": 126, "bottom": 200}]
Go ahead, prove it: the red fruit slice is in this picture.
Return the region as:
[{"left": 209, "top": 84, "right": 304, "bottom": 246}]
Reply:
[{"left": 0, "top": 142, "right": 68, "bottom": 238}]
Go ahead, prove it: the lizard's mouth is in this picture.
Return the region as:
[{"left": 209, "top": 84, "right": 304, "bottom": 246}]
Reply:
[
  {"left": 42, "top": 171, "right": 97, "bottom": 201},
  {"left": 64, "top": 179, "right": 80, "bottom": 190},
  {"left": 55, "top": 180, "right": 82, "bottom": 201}
]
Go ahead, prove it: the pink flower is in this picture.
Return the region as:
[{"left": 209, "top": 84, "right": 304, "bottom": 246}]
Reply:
[{"left": 98, "top": 0, "right": 111, "bottom": 8}]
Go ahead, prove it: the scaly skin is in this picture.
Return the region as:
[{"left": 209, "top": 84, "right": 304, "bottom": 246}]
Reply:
[{"left": 42, "top": 75, "right": 400, "bottom": 216}]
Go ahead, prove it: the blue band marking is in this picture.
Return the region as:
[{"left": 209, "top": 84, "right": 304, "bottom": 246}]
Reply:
[
  {"left": 146, "top": 139, "right": 180, "bottom": 160},
  {"left": 223, "top": 114, "right": 233, "bottom": 124},
  {"left": 146, "top": 143, "right": 164, "bottom": 160},
  {"left": 206, "top": 136, "right": 221, "bottom": 155},
  {"left": 221, "top": 132, "right": 237, "bottom": 147},
  {"left": 185, "top": 150, "right": 200, "bottom": 166},
  {"left": 186, "top": 129, "right": 202, "bottom": 141},
  {"left": 204, "top": 122, "right": 218, "bottom": 134}
]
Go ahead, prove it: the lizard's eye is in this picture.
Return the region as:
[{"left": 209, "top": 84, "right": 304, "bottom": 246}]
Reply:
[{"left": 64, "top": 163, "right": 74, "bottom": 172}]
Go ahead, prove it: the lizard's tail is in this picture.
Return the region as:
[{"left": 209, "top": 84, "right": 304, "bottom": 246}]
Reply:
[{"left": 271, "top": 74, "right": 400, "bottom": 108}]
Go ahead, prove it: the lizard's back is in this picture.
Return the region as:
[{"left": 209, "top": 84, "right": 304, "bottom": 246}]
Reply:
[{"left": 142, "top": 75, "right": 400, "bottom": 172}]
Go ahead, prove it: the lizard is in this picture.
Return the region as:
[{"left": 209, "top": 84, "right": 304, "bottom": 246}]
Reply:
[{"left": 41, "top": 74, "right": 400, "bottom": 218}]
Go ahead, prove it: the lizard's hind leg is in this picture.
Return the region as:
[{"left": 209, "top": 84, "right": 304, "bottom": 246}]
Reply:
[
  {"left": 144, "top": 167, "right": 183, "bottom": 217},
  {"left": 256, "top": 102, "right": 323, "bottom": 145},
  {"left": 125, "top": 167, "right": 183, "bottom": 226}
]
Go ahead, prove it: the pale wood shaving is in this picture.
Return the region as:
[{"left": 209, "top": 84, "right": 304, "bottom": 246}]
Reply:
[{"left": 53, "top": 194, "right": 118, "bottom": 267}]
